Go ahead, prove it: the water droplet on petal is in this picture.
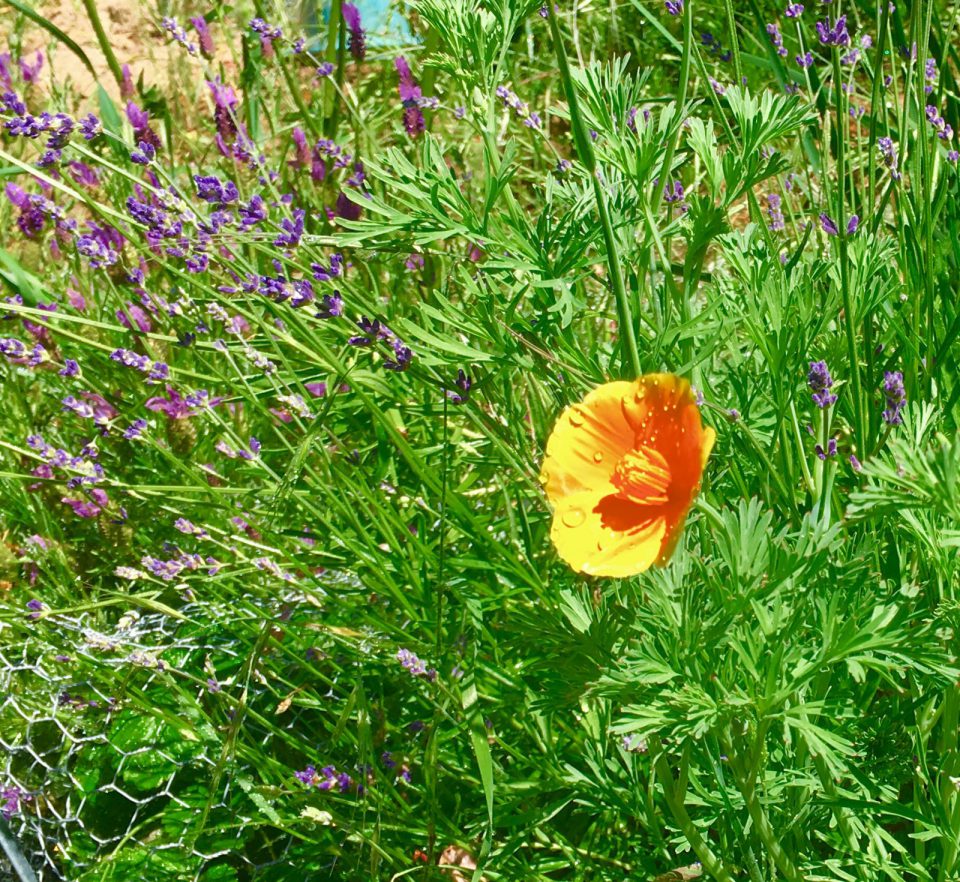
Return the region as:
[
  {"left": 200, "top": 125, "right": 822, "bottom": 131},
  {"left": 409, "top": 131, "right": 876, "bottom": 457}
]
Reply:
[
  {"left": 562, "top": 507, "right": 586, "bottom": 528},
  {"left": 568, "top": 407, "right": 585, "bottom": 427},
  {"left": 593, "top": 451, "right": 603, "bottom": 463}
]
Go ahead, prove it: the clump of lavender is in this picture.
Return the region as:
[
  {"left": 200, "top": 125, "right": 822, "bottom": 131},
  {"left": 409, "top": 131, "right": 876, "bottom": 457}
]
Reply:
[
  {"left": 665, "top": 0, "right": 682, "bottom": 15},
  {"left": 808, "top": 360, "right": 837, "bottom": 408},
  {"left": 882, "top": 371, "right": 906, "bottom": 425}
]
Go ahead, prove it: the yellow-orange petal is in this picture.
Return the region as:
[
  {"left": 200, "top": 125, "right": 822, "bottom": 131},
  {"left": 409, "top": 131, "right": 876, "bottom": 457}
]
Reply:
[
  {"left": 549, "top": 488, "right": 667, "bottom": 577},
  {"left": 540, "top": 381, "right": 637, "bottom": 503}
]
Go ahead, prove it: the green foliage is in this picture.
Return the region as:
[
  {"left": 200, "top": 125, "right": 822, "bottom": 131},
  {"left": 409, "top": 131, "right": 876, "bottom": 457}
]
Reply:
[{"left": 0, "top": 0, "right": 959, "bottom": 879}]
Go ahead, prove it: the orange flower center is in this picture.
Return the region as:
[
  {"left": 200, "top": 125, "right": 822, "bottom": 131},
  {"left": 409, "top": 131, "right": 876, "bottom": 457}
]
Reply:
[{"left": 610, "top": 446, "right": 671, "bottom": 506}]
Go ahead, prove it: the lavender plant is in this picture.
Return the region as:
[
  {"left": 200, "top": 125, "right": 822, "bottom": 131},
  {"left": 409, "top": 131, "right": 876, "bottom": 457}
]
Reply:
[{"left": 0, "top": 0, "right": 958, "bottom": 879}]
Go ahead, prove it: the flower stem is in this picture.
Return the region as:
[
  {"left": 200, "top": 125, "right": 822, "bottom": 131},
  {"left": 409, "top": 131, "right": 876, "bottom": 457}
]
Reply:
[
  {"left": 547, "top": 10, "right": 641, "bottom": 379},
  {"left": 651, "top": 740, "right": 737, "bottom": 882},
  {"left": 831, "top": 48, "right": 866, "bottom": 455},
  {"left": 79, "top": 0, "right": 125, "bottom": 90},
  {"left": 651, "top": 0, "right": 693, "bottom": 217}
]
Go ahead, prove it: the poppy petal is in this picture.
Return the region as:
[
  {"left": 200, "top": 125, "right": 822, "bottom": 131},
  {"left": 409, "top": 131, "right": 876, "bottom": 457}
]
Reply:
[
  {"left": 541, "top": 381, "right": 636, "bottom": 502},
  {"left": 582, "top": 515, "right": 667, "bottom": 578},
  {"left": 549, "top": 488, "right": 668, "bottom": 577}
]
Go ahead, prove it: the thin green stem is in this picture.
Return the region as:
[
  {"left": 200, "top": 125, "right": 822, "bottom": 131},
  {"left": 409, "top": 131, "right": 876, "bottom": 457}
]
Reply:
[
  {"left": 548, "top": 10, "right": 641, "bottom": 378},
  {"left": 79, "top": 0, "right": 125, "bottom": 89},
  {"left": 651, "top": 0, "right": 693, "bottom": 217},
  {"left": 831, "top": 48, "right": 866, "bottom": 454},
  {"left": 651, "top": 742, "right": 736, "bottom": 882}
]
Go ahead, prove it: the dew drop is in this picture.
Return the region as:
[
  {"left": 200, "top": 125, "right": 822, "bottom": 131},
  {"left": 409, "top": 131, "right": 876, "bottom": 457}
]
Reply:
[
  {"left": 593, "top": 451, "right": 603, "bottom": 463},
  {"left": 568, "top": 407, "right": 585, "bottom": 427},
  {"left": 562, "top": 507, "right": 586, "bottom": 528}
]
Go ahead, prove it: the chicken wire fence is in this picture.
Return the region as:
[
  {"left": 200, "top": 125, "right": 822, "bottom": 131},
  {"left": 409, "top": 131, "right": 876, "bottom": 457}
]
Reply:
[{"left": 0, "top": 604, "right": 304, "bottom": 882}]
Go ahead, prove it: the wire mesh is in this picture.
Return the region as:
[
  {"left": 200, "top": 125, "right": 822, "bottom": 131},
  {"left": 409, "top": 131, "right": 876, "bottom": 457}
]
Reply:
[{"left": 0, "top": 604, "right": 300, "bottom": 882}]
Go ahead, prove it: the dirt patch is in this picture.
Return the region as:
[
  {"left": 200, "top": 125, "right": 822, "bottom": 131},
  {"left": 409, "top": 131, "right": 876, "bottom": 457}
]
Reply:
[{"left": 16, "top": 2, "right": 241, "bottom": 109}]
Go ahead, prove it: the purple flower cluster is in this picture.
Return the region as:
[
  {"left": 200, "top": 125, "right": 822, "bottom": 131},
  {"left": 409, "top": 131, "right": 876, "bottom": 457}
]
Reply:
[
  {"left": 396, "top": 57, "right": 426, "bottom": 137},
  {"left": 397, "top": 648, "right": 437, "bottom": 680},
  {"left": 816, "top": 16, "right": 850, "bottom": 46},
  {"left": 815, "top": 438, "right": 838, "bottom": 460},
  {"left": 295, "top": 765, "right": 353, "bottom": 792},
  {"left": 496, "top": 84, "right": 541, "bottom": 129},
  {"left": 347, "top": 316, "right": 415, "bottom": 372},
  {"left": 784, "top": 3, "right": 804, "bottom": 17},
  {"left": 700, "top": 32, "right": 732, "bottom": 63},
  {"left": 665, "top": 0, "right": 682, "bottom": 15},
  {"left": 766, "top": 193, "right": 785, "bottom": 231},
  {"left": 0, "top": 337, "right": 46, "bottom": 366},
  {"left": 766, "top": 23, "right": 788, "bottom": 57},
  {"left": 342, "top": 4, "right": 366, "bottom": 60},
  {"left": 215, "top": 437, "right": 261, "bottom": 460},
  {"left": 161, "top": 17, "right": 198, "bottom": 55},
  {"left": 109, "top": 349, "right": 169, "bottom": 383},
  {"left": 877, "top": 137, "right": 901, "bottom": 180},
  {"left": 925, "top": 105, "right": 954, "bottom": 141},
  {"left": 808, "top": 360, "right": 837, "bottom": 408},
  {"left": 446, "top": 369, "right": 472, "bottom": 405},
  {"left": 1, "top": 785, "right": 30, "bottom": 820},
  {"left": 141, "top": 552, "right": 218, "bottom": 580},
  {"left": 191, "top": 16, "right": 215, "bottom": 58},
  {"left": 882, "top": 371, "right": 906, "bottom": 425}
]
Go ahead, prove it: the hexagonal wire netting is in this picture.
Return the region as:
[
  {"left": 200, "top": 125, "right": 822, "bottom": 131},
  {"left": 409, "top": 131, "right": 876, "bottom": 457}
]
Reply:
[{"left": 0, "top": 605, "right": 300, "bottom": 881}]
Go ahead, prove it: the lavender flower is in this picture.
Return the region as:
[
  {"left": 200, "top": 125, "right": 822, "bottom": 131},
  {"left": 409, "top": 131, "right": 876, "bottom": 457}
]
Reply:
[
  {"left": 882, "top": 370, "right": 906, "bottom": 425},
  {"left": 808, "top": 360, "right": 837, "bottom": 408},
  {"left": 665, "top": 0, "right": 683, "bottom": 14},
  {"left": 766, "top": 23, "right": 788, "bottom": 57},
  {"left": 846, "top": 215, "right": 859, "bottom": 235},
  {"left": 396, "top": 57, "right": 425, "bottom": 137},
  {"left": 797, "top": 51, "right": 814, "bottom": 69},
  {"left": 663, "top": 181, "right": 684, "bottom": 204},
  {"left": 446, "top": 369, "right": 471, "bottom": 405},
  {"left": 785, "top": 3, "right": 804, "bottom": 16},
  {"left": 819, "top": 213, "right": 839, "bottom": 236},
  {"left": 161, "top": 17, "right": 197, "bottom": 55},
  {"left": 1, "top": 786, "right": 30, "bottom": 820},
  {"left": 383, "top": 339, "right": 414, "bottom": 372},
  {"left": 342, "top": 4, "right": 366, "bottom": 60},
  {"left": 766, "top": 193, "right": 785, "bottom": 231},
  {"left": 816, "top": 16, "right": 850, "bottom": 46},
  {"left": 877, "top": 136, "right": 901, "bottom": 180},
  {"left": 815, "top": 438, "right": 838, "bottom": 460},
  {"left": 397, "top": 648, "right": 437, "bottom": 680},
  {"left": 191, "top": 16, "right": 215, "bottom": 58}
]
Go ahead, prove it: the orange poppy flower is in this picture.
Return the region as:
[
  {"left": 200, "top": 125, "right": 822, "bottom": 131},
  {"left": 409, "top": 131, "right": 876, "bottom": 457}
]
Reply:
[{"left": 540, "top": 374, "right": 715, "bottom": 578}]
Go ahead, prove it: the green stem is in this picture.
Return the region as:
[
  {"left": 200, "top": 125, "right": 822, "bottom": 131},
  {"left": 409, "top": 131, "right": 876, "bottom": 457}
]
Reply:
[
  {"left": 80, "top": 0, "right": 125, "bottom": 89},
  {"left": 651, "top": 0, "right": 693, "bottom": 217},
  {"left": 831, "top": 48, "right": 865, "bottom": 455},
  {"left": 722, "top": 0, "right": 743, "bottom": 85},
  {"left": 651, "top": 742, "right": 736, "bottom": 882},
  {"left": 548, "top": 10, "right": 641, "bottom": 379}
]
